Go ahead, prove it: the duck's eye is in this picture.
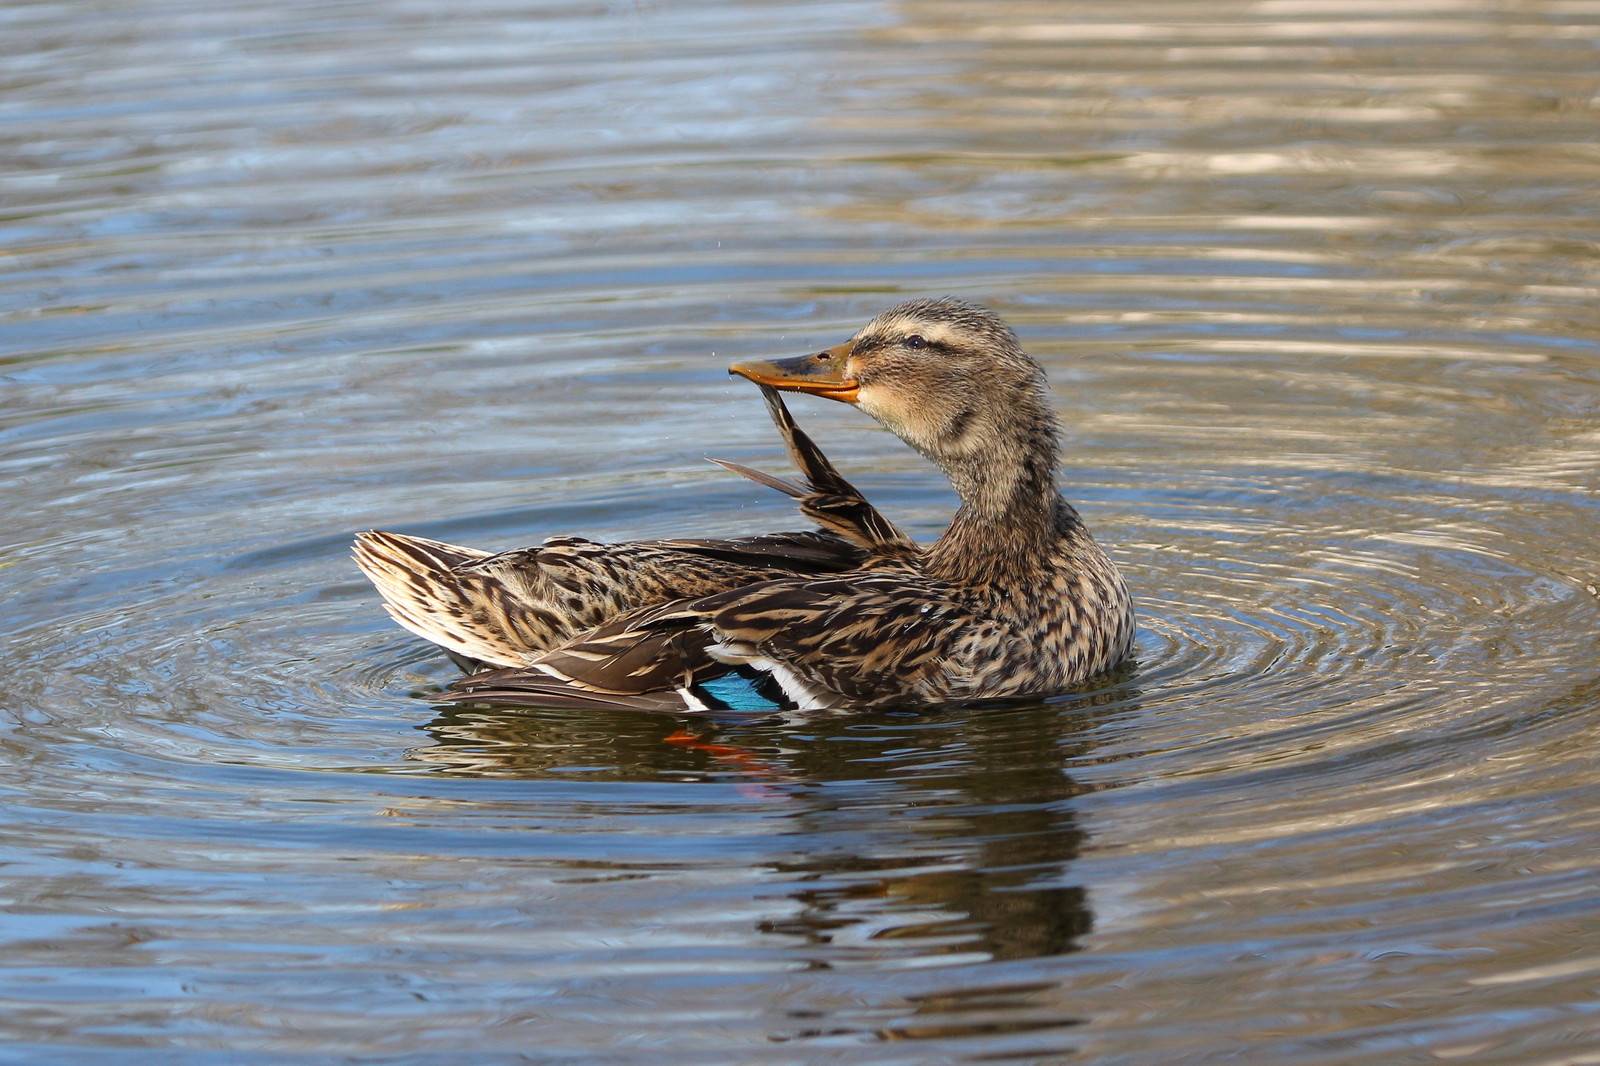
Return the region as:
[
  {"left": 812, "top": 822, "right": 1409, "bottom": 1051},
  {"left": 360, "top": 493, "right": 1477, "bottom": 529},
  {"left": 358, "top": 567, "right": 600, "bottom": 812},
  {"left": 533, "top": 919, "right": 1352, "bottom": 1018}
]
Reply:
[{"left": 905, "top": 334, "right": 927, "bottom": 350}]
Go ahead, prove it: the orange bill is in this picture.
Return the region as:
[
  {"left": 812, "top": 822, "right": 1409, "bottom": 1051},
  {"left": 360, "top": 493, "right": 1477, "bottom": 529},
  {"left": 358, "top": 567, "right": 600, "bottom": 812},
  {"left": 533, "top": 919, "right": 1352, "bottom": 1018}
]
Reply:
[{"left": 728, "top": 342, "right": 859, "bottom": 404}]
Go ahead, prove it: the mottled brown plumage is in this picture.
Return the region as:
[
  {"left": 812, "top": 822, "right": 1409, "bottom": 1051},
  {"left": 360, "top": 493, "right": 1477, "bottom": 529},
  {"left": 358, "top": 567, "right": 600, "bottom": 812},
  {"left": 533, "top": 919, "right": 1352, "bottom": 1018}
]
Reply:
[
  {"left": 352, "top": 526, "right": 863, "bottom": 670},
  {"left": 358, "top": 298, "right": 1136, "bottom": 711}
]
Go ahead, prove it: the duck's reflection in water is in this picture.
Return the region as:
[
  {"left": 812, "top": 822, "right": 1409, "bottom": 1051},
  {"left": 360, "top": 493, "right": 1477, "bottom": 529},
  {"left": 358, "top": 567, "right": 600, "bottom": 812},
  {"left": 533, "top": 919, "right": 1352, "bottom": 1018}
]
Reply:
[{"left": 409, "top": 671, "right": 1140, "bottom": 1045}]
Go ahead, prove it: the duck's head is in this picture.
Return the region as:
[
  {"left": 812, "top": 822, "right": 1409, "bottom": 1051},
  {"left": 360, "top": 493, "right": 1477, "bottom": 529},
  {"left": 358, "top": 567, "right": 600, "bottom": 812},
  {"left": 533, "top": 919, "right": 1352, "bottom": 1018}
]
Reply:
[{"left": 730, "top": 297, "right": 1056, "bottom": 471}]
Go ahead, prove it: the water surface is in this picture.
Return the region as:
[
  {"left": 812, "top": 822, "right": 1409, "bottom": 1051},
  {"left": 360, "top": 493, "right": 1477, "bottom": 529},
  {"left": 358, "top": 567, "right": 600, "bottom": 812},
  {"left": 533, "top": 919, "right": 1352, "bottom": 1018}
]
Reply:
[{"left": 3, "top": 0, "right": 1599, "bottom": 1062}]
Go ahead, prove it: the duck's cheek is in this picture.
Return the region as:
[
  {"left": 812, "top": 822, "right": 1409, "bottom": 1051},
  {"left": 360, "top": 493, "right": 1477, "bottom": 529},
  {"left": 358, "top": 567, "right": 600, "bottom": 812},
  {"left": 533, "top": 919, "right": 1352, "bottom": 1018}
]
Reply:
[
  {"left": 854, "top": 383, "right": 913, "bottom": 437},
  {"left": 853, "top": 383, "right": 937, "bottom": 454}
]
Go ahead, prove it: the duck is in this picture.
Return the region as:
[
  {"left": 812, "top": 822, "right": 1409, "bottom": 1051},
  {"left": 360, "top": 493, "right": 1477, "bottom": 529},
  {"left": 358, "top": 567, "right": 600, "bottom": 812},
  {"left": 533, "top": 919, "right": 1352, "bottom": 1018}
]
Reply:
[{"left": 354, "top": 297, "right": 1135, "bottom": 711}]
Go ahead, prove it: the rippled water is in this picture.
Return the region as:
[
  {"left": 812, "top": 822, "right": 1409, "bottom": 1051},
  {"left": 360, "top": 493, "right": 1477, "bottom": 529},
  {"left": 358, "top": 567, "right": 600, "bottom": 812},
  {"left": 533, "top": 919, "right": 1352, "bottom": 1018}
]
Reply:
[{"left": 4, "top": 0, "right": 1599, "bottom": 1062}]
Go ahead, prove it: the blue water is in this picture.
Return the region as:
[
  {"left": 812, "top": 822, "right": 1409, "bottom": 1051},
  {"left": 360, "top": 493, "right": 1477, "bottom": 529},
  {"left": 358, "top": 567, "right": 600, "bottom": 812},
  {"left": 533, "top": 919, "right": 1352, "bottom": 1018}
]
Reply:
[{"left": 3, "top": 0, "right": 1599, "bottom": 1062}]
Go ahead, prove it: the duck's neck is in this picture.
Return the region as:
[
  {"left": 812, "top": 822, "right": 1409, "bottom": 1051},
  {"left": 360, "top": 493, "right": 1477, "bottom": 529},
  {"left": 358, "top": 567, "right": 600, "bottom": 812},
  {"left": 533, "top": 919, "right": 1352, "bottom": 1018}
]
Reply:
[{"left": 926, "top": 412, "right": 1080, "bottom": 585}]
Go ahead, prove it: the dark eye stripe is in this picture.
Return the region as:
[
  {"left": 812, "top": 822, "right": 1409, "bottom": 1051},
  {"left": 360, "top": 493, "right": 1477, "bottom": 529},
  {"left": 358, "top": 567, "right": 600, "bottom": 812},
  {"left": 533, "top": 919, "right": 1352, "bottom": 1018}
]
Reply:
[
  {"left": 856, "top": 332, "right": 951, "bottom": 355},
  {"left": 903, "top": 334, "right": 956, "bottom": 354}
]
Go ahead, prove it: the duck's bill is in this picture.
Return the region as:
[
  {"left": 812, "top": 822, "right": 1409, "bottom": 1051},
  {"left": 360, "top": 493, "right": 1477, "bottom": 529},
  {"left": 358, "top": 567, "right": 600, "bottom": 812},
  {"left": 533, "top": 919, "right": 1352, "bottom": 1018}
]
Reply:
[{"left": 728, "top": 344, "right": 859, "bottom": 404}]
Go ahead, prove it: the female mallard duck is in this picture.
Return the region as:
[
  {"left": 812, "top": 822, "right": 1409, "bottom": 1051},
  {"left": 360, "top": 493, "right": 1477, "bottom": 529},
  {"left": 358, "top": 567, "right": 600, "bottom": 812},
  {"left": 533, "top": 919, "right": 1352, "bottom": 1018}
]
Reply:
[{"left": 355, "top": 297, "right": 1135, "bottom": 711}]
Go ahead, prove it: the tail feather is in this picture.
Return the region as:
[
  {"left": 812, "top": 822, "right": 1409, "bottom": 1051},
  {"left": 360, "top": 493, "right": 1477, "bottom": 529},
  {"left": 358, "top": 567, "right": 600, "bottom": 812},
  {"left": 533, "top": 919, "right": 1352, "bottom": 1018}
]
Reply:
[{"left": 353, "top": 531, "right": 532, "bottom": 668}]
